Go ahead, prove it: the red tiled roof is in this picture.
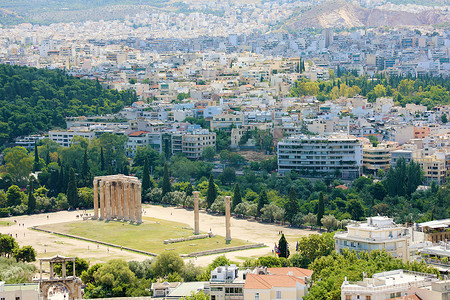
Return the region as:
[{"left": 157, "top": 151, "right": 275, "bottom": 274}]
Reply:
[
  {"left": 388, "top": 295, "right": 421, "bottom": 300},
  {"left": 128, "top": 130, "right": 150, "bottom": 137},
  {"left": 267, "top": 267, "right": 313, "bottom": 278},
  {"left": 244, "top": 274, "right": 305, "bottom": 290}
]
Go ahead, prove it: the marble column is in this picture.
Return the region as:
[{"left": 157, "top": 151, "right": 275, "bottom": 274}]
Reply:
[
  {"left": 123, "top": 181, "right": 130, "bottom": 221},
  {"left": 136, "top": 183, "right": 142, "bottom": 223},
  {"left": 93, "top": 178, "right": 99, "bottom": 219},
  {"left": 193, "top": 191, "right": 200, "bottom": 235},
  {"left": 129, "top": 183, "right": 136, "bottom": 222},
  {"left": 118, "top": 182, "right": 124, "bottom": 220},
  {"left": 112, "top": 181, "right": 118, "bottom": 218},
  {"left": 225, "top": 196, "right": 231, "bottom": 243},
  {"left": 106, "top": 181, "right": 112, "bottom": 220},
  {"left": 99, "top": 181, "right": 105, "bottom": 220}
]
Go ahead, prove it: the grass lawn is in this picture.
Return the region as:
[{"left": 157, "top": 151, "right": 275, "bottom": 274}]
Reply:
[
  {"left": 0, "top": 220, "right": 10, "bottom": 227},
  {"left": 36, "top": 217, "right": 251, "bottom": 255}
]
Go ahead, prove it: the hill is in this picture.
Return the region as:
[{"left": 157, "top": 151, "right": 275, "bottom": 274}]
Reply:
[
  {"left": 0, "top": 65, "right": 137, "bottom": 145},
  {"left": 283, "top": 0, "right": 450, "bottom": 30},
  {"left": 0, "top": 0, "right": 173, "bottom": 25}
]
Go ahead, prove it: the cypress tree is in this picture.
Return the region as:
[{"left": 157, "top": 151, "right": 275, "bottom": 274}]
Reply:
[
  {"left": 278, "top": 233, "right": 289, "bottom": 258},
  {"left": 82, "top": 149, "right": 89, "bottom": 182},
  {"left": 257, "top": 190, "right": 269, "bottom": 217},
  {"left": 186, "top": 183, "right": 193, "bottom": 197},
  {"left": 123, "top": 164, "right": 130, "bottom": 176},
  {"left": 58, "top": 165, "right": 65, "bottom": 194},
  {"left": 206, "top": 174, "right": 217, "bottom": 208},
  {"left": 33, "top": 143, "right": 39, "bottom": 172},
  {"left": 317, "top": 191, "right": 325, "bottom": 227},
  {"left": 46, "top": 144, "right": 50, "bottom": 165},
  {"left": 100, "top": 147, "right": 105, "bottom": 171},
  {"left": 285, "top": 187, "right": 299, "bottom": 224},
  {"left": 232, "top": 183, "right": 242, "bottom": 211},
  {"left": 67, "top": 168, "right": 78, "bottom": 208},
  {"left": 142, "top": 157, "right": 150, "bottom": 196},
  {"left": 27, "top": 180, "right": 36, "bottom": 214},
  {"left": 162, "top": 162, "right": 171, "bottom": 197}
]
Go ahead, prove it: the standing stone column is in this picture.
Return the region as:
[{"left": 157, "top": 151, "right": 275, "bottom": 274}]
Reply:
[
  {"left": 99, "top": 180, "right": 105, "bottom": 220},
  {"left": 106, "top": 181, "right": 112, "bottom": 220},
  {"left": 93, "top": 178, "right": 99, "bottom": 219},
  {"left": 136, "top": 183, "right": 142, "bottom": 223},
  {"left": 193, "top": 191, "right": 200, "bottom": 235},
  {"left": 225, "top": 196, "right": 231, "bottom": 243},
  {"left": 129, "top": 183, "right": 136, "bottom": 222},
  {"left": 118, "top": 182, "right": 124, "bottom": 220},
  {"left": 112, "top": 181, "right": 118, "bottom": 218},
  {"left": 123, "top": 181, "right": 130, "bottom": 221}
]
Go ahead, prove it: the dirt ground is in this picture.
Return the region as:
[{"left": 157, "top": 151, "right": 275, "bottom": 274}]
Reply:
[
  {"left": 236, "top": 150, "right": 274, "bottom": 162},
  {"left": 0, "top": 205, "right": 318, "bottom": 267}
]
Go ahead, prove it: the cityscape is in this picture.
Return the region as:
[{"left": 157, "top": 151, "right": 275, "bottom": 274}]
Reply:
[{"left": 0, "top": 1, "right": 450, "bottom": 300}]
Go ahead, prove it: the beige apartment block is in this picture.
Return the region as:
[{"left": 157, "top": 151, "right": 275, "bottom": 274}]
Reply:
[
  {"left": 334, "top": 216, "right": 409, "bottom": 262},
  {"left": 362, "top": 142, "right": 398, "bottom": 174},
  {"left": 416, "top": 155, "right": 447, "bottom": 185}
]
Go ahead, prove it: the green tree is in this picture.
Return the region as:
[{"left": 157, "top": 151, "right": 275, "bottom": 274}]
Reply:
[
  {"left": 6, "top": 185, "right": 22, "bottom": 207},
  {"left": 321, "top": 215, "right": 338, "bottom": 232},
  {"left": 347, "top": 198, "right": 365, "bottom": 220},
  {"left": 285, "top": 187, "right": 299, "bottom": 224},
  {"left": 151, "top": 251, "right": 185, "bottom": 278},
  {"left": 278, "top": 233, "right": 289, "bottom": 258},
  {"left": 162, "top": 162, "right": 171, "bottom": 197},
  {"left": 100, "top": 147, "right": 105, "bottom": 171},
  {"left": 13, "top": 246, "right": 36, "bottom": 262},
  {"left": 33, "top": 143, "right": 40, "bottom": 172},
  {"left": 67, "top": 168, "right": 78, "bottom": 208},
  {"left": 317, "top": 192, "right": 325, "bottom": 227},
  {"left": 27, "top": 180, "right": 36, "bottom": 214},
  {"left": 206, "top": 174, "right": 217, "bottom": 208},
  {"left": 142, "top": 157, "right": 151, "bottom": 196},
  {"left": 3, "top": 147, "right": 33, "bottom": 187},
  {"left": 295, "top": 233, "right": 334, "bottom": 268},
  {"left": 0, "top": 234, "right": 18, "bottom": 257},
  {"left": 232, "top": 183, "right": 241, "bottom": 212},
  {"left": 441, "top": 114, "right": 448, "bottom": 124},
  {"left": 201, "top": 147, "right": 216, "bottom": 161},
  {"left": 257, "top": 190, "right": 269, "bottom": 218},
  {"left": 81, "top": 149, "right": 89, "bottom": 184}
]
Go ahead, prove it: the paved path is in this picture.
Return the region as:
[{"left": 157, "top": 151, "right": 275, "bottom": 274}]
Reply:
[{"left": 0, "top": 205, "right": 318, "bottom": 267}]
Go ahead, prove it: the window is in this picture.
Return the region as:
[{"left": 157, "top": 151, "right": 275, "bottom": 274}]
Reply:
[
  {"left": 277, "top": 291, "right": 281, "bottom": 299},
  {"left": 255, "top": 293, "right": 259, "bottom": 300},
  {"left": 345, "top": 296, "right": 351, "bottom": 300},
  {"left": 366, "top": 296, "right": 371, "bottom": 300},
  {"left": 211, "top": 296, "right": 216, "bottom": 300},
  {"left": 16, "top": 297, "right": 21, "bottom": 300}
]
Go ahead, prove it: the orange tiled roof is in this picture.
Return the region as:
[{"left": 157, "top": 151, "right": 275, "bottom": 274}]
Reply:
[
  {"left": 128, "top": 130, "right": 150, "bottom": 137},
  {"left": 267, "top": 267, "right": 313, "bottom": 278},
  {"left": 388, "top": 295, "right": 421, "bottom": 300},
  {"left": 244, "top": 274, "right": 305, "bottom": 290}
]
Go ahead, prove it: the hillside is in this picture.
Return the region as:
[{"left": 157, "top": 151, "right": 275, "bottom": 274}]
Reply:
[
  {"left": 0, "top": 65, "right": 137, "bottom": 144},
  {"left": 284, "top": 0, "right": 450, "bottom": 30},
  {"left": 0, "top": 0, "right": 174, "bottom": 25}
]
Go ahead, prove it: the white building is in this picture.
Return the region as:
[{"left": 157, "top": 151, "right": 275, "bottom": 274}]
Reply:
[
  {"left": 340, "top": 270, "right": 439, "bottom": 300},
  {"left": 172, "top": 130, "right": 216, "bottom": 159},
  {"left": 49, "top": 129, "right": 95, "bottom": 147},
  {"left": 277, "top": 134, "right": 363, "bottom": 179},
  {"left": 334, "top": 217, "right": 409, "bottom": 262}
]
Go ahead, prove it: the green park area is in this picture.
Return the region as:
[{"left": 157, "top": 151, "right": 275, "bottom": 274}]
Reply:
[
  {"left": 0, "top": 220, "right": 10, "bottom": 226},
  {"left": 36, "top": 217, "right": 252, "bottom": 255}
]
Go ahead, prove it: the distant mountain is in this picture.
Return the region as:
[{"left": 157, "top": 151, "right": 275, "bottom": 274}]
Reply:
[
  {"left": 283, "top": 0, "right": 450, "bottom": 30},
  {"left": 0, "top": 0, "right": 172, "bottom": 25}
]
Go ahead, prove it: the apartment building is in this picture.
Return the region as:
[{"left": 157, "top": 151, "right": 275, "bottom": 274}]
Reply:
[
  {"left": 418, "top": 219, "right": 450, "bottom": 243},
  {"left": 340, "top": 270, "right": 439, "bottom": 300},
  {"left": 126, "top": 130, "right": 162, "bottom": 157},
  {"left": 209, "top": 265, "right": 244, "bottom": 300},
  {"left": 362, "top": 142, "right": 397, "bottom": 174},
  {"left": 244, "top": 273, "right": 308, "bottom": 300},
  {"left": 277, "top": 134, "right": 363, "bottom": 179},
  {"left": 49, "top": 129, "right": 95, "bottom": 147},
  {"left": 210, "top": 113, "right": 244, "bottom": 131},
  {"left": 172, "top": 130, "right": 216, "bottom": 159},
  {"left": 416, "top": 155, "right": 448, "bottom": 185},
  {"left": 334, "top": 216, "right": 409, "bottom": 262},
  {"left": 0, "top": 282, "right": 39, "bottom": 300}
]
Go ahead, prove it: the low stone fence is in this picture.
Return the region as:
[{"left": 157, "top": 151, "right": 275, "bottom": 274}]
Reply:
[
  {"left": 184, "top": 243, "right": 266, "bottom": 257},
  {"left": 164, "top": 233, "right": 214, "bottom": 244},
  {"left": 31, "top": 226, "right": 158, "bottom": 257}
]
